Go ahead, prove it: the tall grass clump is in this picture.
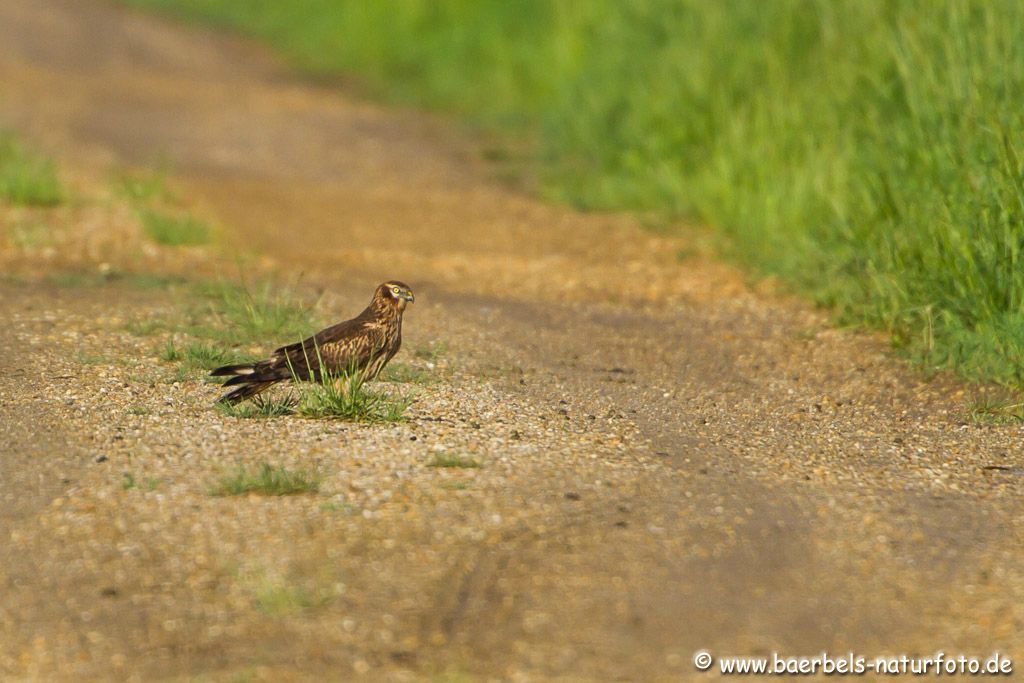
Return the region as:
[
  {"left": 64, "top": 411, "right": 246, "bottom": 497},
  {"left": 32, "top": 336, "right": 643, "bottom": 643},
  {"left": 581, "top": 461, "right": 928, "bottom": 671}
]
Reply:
[
  {"left": 212, "top": 368, "right": 411, "bottom": 421},
  {"left": 123, "top": 0, "right": 1024, "bottom": 384},
  {"left": 296, "top": 365, "right": 412, "bottom": 422}
]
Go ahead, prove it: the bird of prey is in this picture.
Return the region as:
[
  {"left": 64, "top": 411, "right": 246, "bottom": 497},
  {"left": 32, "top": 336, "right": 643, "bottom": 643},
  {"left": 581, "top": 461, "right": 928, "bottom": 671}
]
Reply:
[{"left": 211, "top": 280, "right": 414, "bottom": 404}]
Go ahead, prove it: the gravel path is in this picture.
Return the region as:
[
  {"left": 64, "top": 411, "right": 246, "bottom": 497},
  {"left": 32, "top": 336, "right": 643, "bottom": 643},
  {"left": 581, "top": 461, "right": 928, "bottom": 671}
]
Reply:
[{"left": 1, "top": 1, "right": 1023, "bottom": 681}]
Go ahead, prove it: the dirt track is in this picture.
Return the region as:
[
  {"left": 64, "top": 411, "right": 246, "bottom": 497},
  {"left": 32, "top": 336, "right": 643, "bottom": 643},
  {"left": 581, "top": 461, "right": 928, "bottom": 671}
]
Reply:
[{"left": 1, "top": 1, "right": 1023, "bottom": 681}]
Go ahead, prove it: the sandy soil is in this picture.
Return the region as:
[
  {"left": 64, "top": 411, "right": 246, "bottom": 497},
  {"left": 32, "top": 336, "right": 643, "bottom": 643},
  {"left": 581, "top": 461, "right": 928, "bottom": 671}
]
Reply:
[{"left": 1, "top": 1, "right": 1022, "bottom": 681}]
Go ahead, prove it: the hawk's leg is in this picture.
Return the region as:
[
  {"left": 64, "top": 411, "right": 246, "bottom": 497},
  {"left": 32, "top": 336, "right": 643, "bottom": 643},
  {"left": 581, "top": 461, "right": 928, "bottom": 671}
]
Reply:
[{"left": 332, "top": 376, "right": 352, "bottom": 398}]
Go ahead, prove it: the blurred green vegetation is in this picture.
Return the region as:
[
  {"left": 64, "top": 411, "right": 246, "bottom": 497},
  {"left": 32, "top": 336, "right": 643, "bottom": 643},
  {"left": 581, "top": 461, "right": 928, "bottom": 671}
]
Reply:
[
  {"left": 114, "top": 169, "right": 212, "bottom": 246},
  {"left": 138, "top": 207, "right": 211, "bottom": 246},
  {"left": 0, "top": 131, "right": 63, "bottom": 206},
  {"left": 124, "top": 0, "right": 1024, "bottom": 384}
]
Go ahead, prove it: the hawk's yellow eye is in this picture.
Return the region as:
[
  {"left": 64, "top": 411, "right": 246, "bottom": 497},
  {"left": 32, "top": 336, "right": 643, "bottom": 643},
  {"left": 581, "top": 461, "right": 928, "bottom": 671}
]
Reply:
[{"left": 392, "top": 287, "right": 400, "bottom": 294}]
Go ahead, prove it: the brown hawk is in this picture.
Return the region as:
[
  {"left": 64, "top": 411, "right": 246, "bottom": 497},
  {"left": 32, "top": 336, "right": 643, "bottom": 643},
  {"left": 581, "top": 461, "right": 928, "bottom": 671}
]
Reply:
[{"left": 211, "top": 280, "right": 414, "bottom": 404}]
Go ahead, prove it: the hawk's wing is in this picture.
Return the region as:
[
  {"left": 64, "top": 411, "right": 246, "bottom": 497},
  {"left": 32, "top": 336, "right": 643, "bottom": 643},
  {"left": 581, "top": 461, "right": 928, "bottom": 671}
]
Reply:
[{"left": 271, "top": 318, "right": 389, "bottom": 380}]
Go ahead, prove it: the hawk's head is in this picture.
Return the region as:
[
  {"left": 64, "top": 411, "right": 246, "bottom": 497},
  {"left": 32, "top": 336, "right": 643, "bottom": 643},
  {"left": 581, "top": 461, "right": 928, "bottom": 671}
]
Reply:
[{"left": 375, "top": 280, "right": 415, "bottom": 313}]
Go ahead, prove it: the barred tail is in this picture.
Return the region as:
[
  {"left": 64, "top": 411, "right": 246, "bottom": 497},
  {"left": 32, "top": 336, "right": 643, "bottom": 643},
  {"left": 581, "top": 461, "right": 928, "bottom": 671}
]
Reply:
[
  {"left": 216, "top": 380, "right": 278, "bottom": 405},
  {"left": 209, "top": 363, "right": 257, "bottom": 377}
]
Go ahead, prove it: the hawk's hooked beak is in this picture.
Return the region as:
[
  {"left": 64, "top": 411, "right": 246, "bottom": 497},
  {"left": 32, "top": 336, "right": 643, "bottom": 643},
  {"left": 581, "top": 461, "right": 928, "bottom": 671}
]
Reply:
[{"left": 404, "top": 291, "right": 415, "bottom": 303}]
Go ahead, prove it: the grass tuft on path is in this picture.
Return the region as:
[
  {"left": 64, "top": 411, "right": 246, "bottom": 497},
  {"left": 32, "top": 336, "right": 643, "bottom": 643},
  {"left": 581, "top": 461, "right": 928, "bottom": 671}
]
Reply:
[
  {"left": 296, "top": 367, "right": 411, "bottom": 422},
  {"left": 213, "top": 462, "right": 321, "bottom": 496},
  {"left": 214, "top": 372, "right": 412, "bottom": 422},
  {"left": 253, "top": 579, "right": 331, "bottom": 615},
  {"left": 967, "top": 394, "right": 1024, "bottom": 426},
  {"left": 211, "top": 360, "right": 412, "bottom": 422}
]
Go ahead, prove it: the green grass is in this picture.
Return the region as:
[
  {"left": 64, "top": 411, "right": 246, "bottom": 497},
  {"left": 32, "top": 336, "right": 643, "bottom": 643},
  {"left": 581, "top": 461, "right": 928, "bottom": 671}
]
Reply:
[
  {"left": 121, "top": 0, "right": 1024, "bottom": 386},
  {"left": 319, "top": 500, "right": 356, "bottom": 513},
  {"left": 212, "top": 462, "right": 321, "bottom": 496},
  {"left": 125, "top": 317, "right": 168, "bottom": 336},
  {"left": 143, "top": 277, "right": 317, "bottom": 370},
  {"left": 427, "top": 452, "right": 481, "bottom": 469},
  {"left": 158, "top": 338, "right": 183, "bottom": 362},
  {"left": 238, "top": 566, "right": 336, "bottom": 615},
  {"left": 0, "top": 132, "right": 62, "bottom": 206},
  {"left": 193, "top": 280, "right": 318, "bottom": 346},
  {"left": 139, "top": 207, "right": 210, "bottom": 246},
  {"left": 966, "top": 394, "right": 1024, "bottom": 425},
  {"left": 213, "top": 372, "right": 412, "bottom": 422},
  {"left": 124, "top": 277, "right": 331, "bottom": 406},
  {"left": 74, "top": 351, "right": 108, "bottom": 365},
  {"left": 123, "top": 473, "right": 160, "bottom": 490},
  {"left": 159, "top": 338, "right": 249, "bottom": 383},
  {"left": 113, "top": 168, "right": 171, "bottom": 203},
  {"left": 296, "top": 366, "right": 412, "bottom": 422},
  {"left": 161, "top": 339, "right": 249, "bottom": 370},
  {"left": 216, "top": 393, "right": 296, "bottom": 419},
  {"left": 254, "top": 580, "right": 331, "bottom": 615},
  {"left": 211, "top": 360, "right": 414, "bottom": 422},
  {"left": 114, "top": 168, "right": 212, "bottom": 246},
  {"left": 164, "top": 363, "right": 196, "bottom": 383},
  {"left": 122, "top": 279, "right": 316, "bottom": 347}
]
